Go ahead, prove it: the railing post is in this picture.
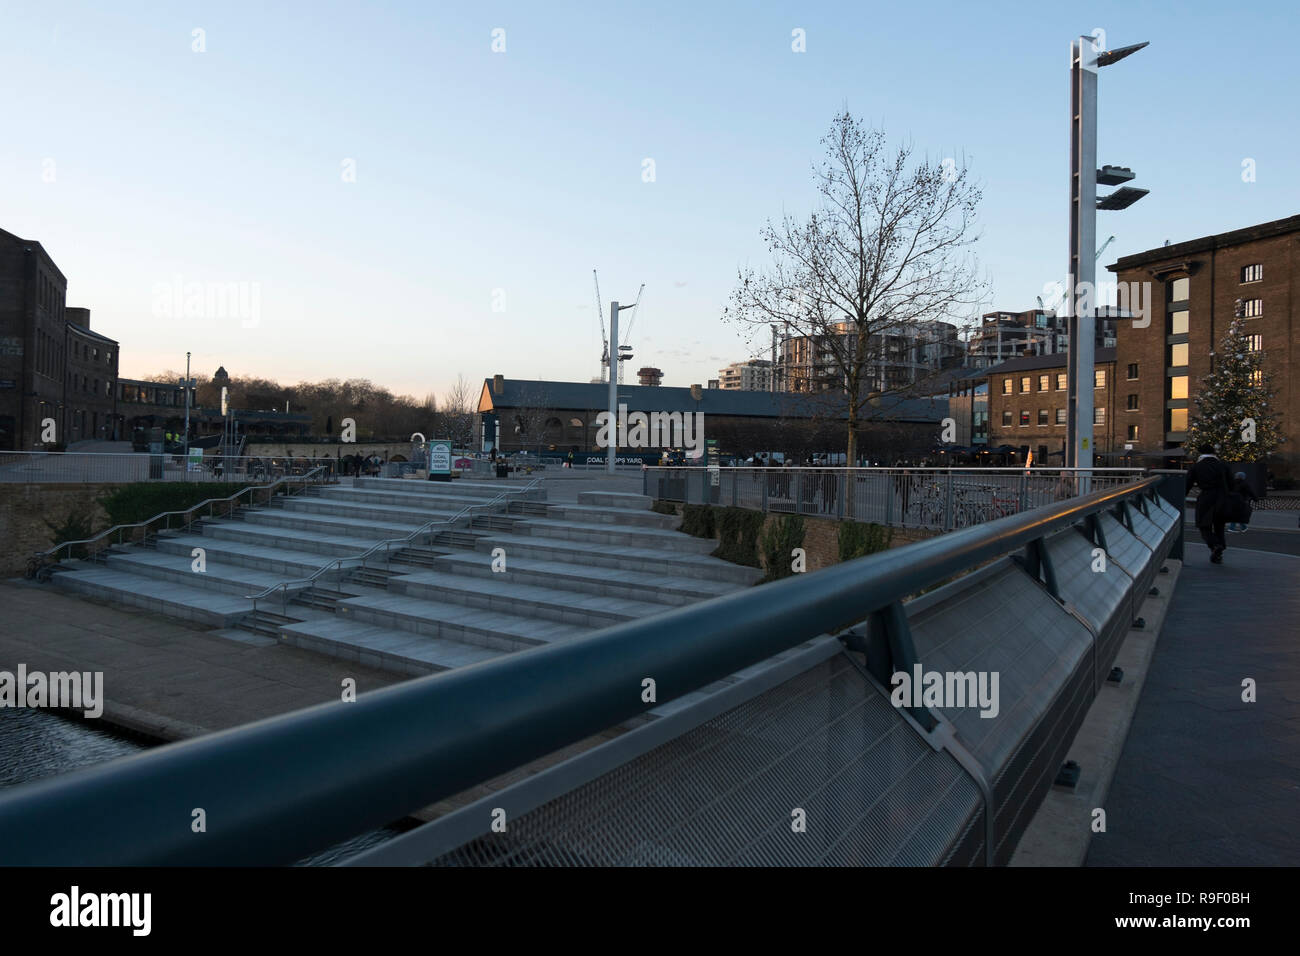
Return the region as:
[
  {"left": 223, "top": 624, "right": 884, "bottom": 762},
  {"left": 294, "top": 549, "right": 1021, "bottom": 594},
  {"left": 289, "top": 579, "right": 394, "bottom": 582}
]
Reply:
[
  {"left": 943, "top": 472, "right": 954, "bottom": 533},
  {"left": 885, "top": 470, "right": 894, "bottom": 526},
  {"left": 837, "top": 470, "right": 846, "bottom": 520},
  {"left": 761, "top": 471, "right": 768, "bottom": 513}
]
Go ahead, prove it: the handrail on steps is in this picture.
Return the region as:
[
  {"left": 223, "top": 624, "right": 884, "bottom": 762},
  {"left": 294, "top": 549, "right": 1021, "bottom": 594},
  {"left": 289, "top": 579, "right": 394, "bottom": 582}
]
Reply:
[
  {"left": 245, "top": 477, "right": 544, "bottom": 617},
  {"left": 30, "top": 466, "right": 332, "bottom": 575}
]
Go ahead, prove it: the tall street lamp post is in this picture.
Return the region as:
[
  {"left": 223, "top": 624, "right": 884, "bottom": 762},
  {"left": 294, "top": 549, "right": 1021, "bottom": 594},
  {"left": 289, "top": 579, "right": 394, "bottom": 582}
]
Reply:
[{"left": 1065, "top": 34, "right": 1149, "bottom": 480}]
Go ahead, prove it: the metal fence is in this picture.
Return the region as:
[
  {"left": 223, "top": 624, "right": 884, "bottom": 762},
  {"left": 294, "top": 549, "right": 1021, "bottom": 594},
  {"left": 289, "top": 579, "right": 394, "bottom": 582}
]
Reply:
[
  {"left": 0, "top": 474, "right": 1184, "bottom": 865},
  {"left": 0, "top": 451, "right": 341, "bottom": 484},
  {"left": 644, "top": 466, "right": 1147, "bottom": 532}
]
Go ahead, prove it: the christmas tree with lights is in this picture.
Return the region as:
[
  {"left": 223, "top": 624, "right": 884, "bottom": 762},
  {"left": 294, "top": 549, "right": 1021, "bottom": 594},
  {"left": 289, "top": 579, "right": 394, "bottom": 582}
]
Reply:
[{"left": 1185, "top": 316, "right": 1283, "bottom": 461}]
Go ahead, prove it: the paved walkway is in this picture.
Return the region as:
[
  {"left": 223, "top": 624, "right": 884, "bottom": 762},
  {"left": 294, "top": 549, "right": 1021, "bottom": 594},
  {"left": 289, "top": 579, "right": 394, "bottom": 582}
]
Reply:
[
  {"left": 0, "top": 580, "right": 401, "bottom": 741},
  {"left": 1086, "top": 537, "right": 1300, "bottom": 865}
]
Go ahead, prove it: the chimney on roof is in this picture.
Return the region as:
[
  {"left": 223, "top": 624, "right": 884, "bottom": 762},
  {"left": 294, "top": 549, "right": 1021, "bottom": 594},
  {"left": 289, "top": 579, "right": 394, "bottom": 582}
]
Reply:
[
  {"left": 690, "top": 384, "right": 703, "bottom": 401},
  {"left": 492, "top": 374, "right": 504, "bottom": 396}
]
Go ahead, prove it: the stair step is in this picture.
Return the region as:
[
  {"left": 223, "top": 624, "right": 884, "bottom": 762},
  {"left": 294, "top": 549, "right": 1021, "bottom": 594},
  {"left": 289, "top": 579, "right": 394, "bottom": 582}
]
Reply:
[
  {"left": 100, "top": 551, "right": 307, "bottom": 597},
  {"left": 333, "top": 593, "right": 588, "bottom": 653},
  {"left": 430, "top": 551, "right": 739, "bottom": 605},
  {"left": 511, "top": 517, "right": 713, "bottom": 552},
  {"left": 470, "top": 533, "right": 762, "bottom": 585},
  {"left": 202, "top": 523, "right": 391, "bottom": 559},
  {"left": 278, "top": 619, "right": 504, "bottom": 675},
  {"left": 540, "top": 502, "right": 679, "bottom": 529},
  {"left": 387, "top": 569, "right": 673, "bottom": 627},
  {"left": 576, "top": 491, "right": 653, "bottom": 510},
  {"left": 51, "top": 566, "right": 253, "bottom": 627}
]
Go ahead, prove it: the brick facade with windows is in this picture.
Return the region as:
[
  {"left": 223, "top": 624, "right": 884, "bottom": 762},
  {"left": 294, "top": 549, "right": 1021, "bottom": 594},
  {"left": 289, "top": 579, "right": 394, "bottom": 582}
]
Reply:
[
  {"left": 986, "top": 348, "right": 1117, "bottom": 463},
  {"left": 1108, "top": 214, "right": 1299, "bottom": 472}
]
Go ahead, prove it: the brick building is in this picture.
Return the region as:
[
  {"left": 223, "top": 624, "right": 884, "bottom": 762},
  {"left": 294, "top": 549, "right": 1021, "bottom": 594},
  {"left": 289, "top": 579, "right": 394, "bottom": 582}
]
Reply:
[
  {"left": 64, "top": 309, "right": 121, "bottom": 442},
  {"left": 986, "top": 349, "right": 1118, "bottom": 464},
  {"left": 1108, "top": 214, "right": 1300, "bottom": 472},
  {"left": 477, "top": 375, "right": 948, "bottom": 462},
  {"left": 0, "top": 228, "right": 70, "bottom": 449}
]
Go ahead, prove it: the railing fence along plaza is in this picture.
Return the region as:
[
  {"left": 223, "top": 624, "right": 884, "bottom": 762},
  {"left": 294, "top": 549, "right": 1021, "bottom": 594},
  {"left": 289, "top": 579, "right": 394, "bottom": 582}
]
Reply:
[{"left": 644, "top": 466, "right": 1148, "bottom": 532}]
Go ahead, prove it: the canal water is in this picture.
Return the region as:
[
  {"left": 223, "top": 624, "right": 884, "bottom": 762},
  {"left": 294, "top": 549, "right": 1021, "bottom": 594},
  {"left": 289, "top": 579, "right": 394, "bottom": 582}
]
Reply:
[{"left": 0, "top": 707, "right": 414, "bottom": 865}]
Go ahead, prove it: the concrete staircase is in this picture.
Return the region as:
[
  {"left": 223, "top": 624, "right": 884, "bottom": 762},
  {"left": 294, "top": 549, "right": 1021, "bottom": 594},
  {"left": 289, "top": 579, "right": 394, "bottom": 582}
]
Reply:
[{"left": 48, "top": 477, "right": 762, "bottom": 680}]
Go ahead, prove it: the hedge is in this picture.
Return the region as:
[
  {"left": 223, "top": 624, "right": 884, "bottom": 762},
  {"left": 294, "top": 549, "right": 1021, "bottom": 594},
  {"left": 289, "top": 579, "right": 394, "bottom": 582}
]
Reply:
[
  {"left": 837, "top": 520, "right": 893, "bottom": 562},
  {"left": 760, "top": 514, "right": 806, "bottom": 582},
  {"left": 98, "top": 483, "right": 262, "bottom": 528}
]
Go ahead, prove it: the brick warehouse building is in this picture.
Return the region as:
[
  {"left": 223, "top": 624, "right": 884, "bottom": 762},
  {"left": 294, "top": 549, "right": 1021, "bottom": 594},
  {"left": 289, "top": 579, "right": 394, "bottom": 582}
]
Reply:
[
  {"left": 986, "top": 349, "right": 1118, "bottom": 464},
  {"left": 1108, "top": 214, "right": 1300, "bottom": 473},
  {"left": 477, "top": 375, "right": 949, "bottom": 462}
]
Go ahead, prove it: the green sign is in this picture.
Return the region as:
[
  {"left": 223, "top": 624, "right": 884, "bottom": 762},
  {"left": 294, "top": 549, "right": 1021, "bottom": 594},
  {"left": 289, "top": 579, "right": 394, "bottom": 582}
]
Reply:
[{"left": 429, "top": 440, "right": 452, "bottom": 477}]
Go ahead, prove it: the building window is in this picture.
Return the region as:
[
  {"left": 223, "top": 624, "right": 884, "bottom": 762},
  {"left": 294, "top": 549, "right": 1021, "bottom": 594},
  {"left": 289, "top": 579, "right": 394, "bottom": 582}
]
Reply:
[
  {"left": 1126, "top": 394, "right": 1139, "bottom": 411},
  {"left": 1002, "top": 410, "right": 1012, "bottom": 427},
  {"left": 1241, "top": 264, "right": 1262, "bottom": 283},
  {"left": 1019, "top": 410, "right": 1030, "bottom": 426},
  {"left": 1094, "top": 369, "right": 1106, "bottom": 389},
  {"left": 1169, "top": 375, "right": 1189, "bottom": 401},
  {"left": 1170, "top": 343, "right": 1189, "bottom": 367},
  {"left": 1168, "top": 277, "right": 1189, "bottom": 302},
  {"left": 1094, "top": 407, "right": 1105, "bottom": 425},
  {"left": 1055, "top": 407, "right": 1067, "bottom": 425},
  {"left": 1169, "top": 408, "right": 1188, "bottom": 432},
  {"left": 1246, "top": 334, "right": 1262, "bottom": 351},
  {"left": 1038, "top": 408, "right": 1049, "bottom": 426},
  {"left": 1170, "top": 310, "right": 1189, "bottom": 335},
  {"left": 1056, "top": 372, "right": 1067, "bottom": 391},
  {"left": 1250, "top": 369, "right": 1263, "bottom": 386},
  {"left": 1038, "top": 374, "right": 1050, "bottom": 392},
  {"left": 1002, "top": 378, "right": 1012, "bottom": 395},
  {"left": 1127, "top": 363, "right": 1138, "bottom": 380},
  {"left": 1242, "top": 298, "right": 1263, "bottom": 317},
  {"left": 1019, "top": 376, "right": 1031, "bottom": 394},
  {"left": 1127, "top": 424, "right": 1139, "bottom": 441}
]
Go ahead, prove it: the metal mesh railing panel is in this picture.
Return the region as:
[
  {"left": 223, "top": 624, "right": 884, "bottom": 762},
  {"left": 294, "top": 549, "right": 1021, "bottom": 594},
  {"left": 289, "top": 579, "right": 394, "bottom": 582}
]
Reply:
[{"left": 425, "top": 654, "right": 982, "bottom": 867}]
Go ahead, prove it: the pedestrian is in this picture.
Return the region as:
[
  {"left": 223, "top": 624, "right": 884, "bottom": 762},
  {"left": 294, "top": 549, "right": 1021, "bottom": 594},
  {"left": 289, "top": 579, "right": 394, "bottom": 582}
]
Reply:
[
  {"left": 1185, "top": 443, "right": 1233, "bottom": 563},
  {"left": 1225, "top": 471, "right": 1259, "bottom": 534}
]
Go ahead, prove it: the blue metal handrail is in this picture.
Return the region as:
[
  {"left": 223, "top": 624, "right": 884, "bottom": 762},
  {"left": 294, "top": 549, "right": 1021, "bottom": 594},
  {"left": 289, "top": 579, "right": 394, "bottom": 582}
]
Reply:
[{"left": 0, "top": 475, "right": 1170, "bottom": 865}]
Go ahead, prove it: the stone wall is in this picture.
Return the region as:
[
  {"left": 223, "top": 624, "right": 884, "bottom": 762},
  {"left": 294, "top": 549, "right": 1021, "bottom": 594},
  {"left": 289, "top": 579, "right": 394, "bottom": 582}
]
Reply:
[{"left": 0, "top": 482, "right": 116, "bottom": 577}]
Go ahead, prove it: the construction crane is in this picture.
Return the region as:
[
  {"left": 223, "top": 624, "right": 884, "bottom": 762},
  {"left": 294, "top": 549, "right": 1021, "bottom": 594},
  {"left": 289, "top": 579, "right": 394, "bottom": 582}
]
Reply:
[
  {"left": 593, "top": 271, "right": 645, "bottom": 384},
  {"left": 593, "top": 270, "right": 609, "bottom": 383},
  {"left": 618, "top": 283, "right": 645, "bottom": 384},
  {"left": 1037, "top": 236, "right": 1116, "bottom": 314}
]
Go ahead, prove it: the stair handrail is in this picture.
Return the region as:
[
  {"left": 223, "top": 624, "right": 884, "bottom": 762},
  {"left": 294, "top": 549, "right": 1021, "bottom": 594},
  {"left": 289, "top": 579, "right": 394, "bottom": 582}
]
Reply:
[
  {"left": 246, "top": 478, "right": 543, "bottom": 615},
  {"left": 30, "top": 466, "right": 331, "bottom": 571}
]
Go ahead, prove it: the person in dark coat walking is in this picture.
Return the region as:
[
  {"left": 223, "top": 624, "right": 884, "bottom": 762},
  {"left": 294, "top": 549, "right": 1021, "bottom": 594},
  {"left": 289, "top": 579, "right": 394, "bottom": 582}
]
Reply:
[
  {"left": 1226, "top": 471, "right": 1260, "bottom": 533},
  {"left": 1185, "top": 443, "right": 1233, "bottom": 563}
]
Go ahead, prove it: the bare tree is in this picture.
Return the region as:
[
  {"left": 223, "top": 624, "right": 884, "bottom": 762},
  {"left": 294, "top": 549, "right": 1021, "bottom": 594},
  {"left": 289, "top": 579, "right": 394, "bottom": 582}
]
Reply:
[
  {"left": 441, "top": 373, "right": 477, "bottom": 449},
  {"left": 725, "top": 112, "right": 986, "bottom": 465},
  {"left": 508, "top": 383, "right": 553, "bottom": 454}
]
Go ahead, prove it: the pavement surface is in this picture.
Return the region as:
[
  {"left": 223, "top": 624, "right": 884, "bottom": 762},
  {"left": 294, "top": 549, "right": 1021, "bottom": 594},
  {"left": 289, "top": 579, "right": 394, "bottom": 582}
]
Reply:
[
  {"left": 1183, "top": 506, "right": 1300, "bottom": 557},
  {"left": 1085, "top": 536, "right": 1300, "bottom": 866},
  {"left": 0, "top": 580, "right": 402, "bottom": 740}
]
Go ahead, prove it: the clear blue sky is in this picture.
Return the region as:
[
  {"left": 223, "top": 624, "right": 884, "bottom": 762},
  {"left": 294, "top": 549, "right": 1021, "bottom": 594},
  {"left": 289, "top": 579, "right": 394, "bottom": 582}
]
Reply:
[{"left": 4, "top": 0, "right": 1296, "bottom": 398}]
